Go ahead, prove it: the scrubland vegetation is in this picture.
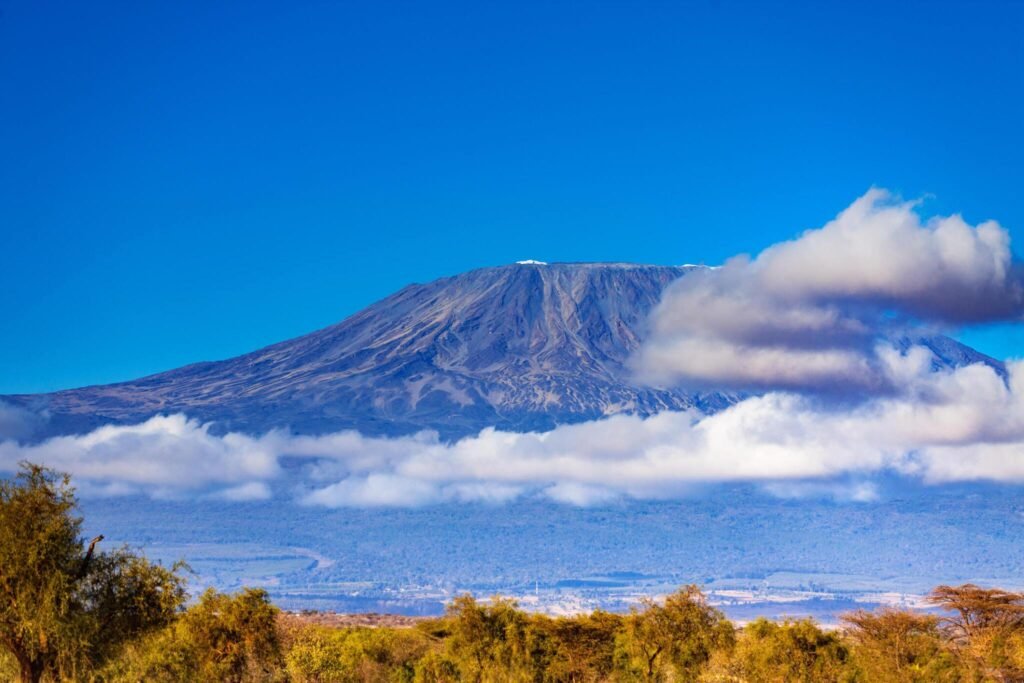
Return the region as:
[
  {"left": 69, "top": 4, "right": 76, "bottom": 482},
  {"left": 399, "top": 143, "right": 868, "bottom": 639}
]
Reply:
[{"left": 6, "top": 463, "right": 1024, "bottom": 682}]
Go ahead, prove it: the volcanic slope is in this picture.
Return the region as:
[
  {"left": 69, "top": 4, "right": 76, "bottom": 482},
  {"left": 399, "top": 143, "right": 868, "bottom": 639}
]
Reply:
[{"left": 4, "top": 262, "right": 997, "bottom": 440}]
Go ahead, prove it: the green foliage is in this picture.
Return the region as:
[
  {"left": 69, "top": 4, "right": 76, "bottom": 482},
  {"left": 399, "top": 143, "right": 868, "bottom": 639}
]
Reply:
[
  {"left": 842, "top": 608, "right": 958, "bottom": 682},
  {"left": 434, "top": 595, "right": 549, "bottom": 682},
  {"left": 926, "top": 584, "right": 1024, "bottom": 681},
  {"left": 719, "top": 617, "right": 852, "bottom": 683},
  {"left": 539, "top": 610, "right": 623, "bottom": 682},
  {"left": 100, "top": 587, "right": 283, "bottom": 682},
  {"left": 287, "top": 624, "right": 431, "bottom": 682},
  {"left": 0, "top": 648, "right": 18, "bottom": 681},
  {"left": 614, "top": 585, "right": 734, "bottom": 682},
  {"left": 0, "top": 462, "right": 186, "bottom": 683}
]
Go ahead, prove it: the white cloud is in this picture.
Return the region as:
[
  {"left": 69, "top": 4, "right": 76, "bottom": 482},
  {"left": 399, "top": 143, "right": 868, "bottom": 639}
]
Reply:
[
  {"left": 758, "top": 189, "right": 1019, "bottom": 321},
  {"left": 302, "top": 474, "right": 440, "bottom": 507},
  {"left": 633, "top": 189, "right": 1021, "bottom": 391},
  {"left": 2, "top": 350, "right": 1024, "bottom": 506},
  {"left": 543, "top": 482, "right": 620, "bottom": 506},
  {"left": 759, "top": 481, "right": 880, "bottom": 503},
  {"left": 212, "top": 482, "right": 273, "bottom": 502},
  {"left": 0, "top": 414, "right": 280, "bottom": 496},
  {"left": 279, "top": 354, "right": 1024, "bottom": 502}
]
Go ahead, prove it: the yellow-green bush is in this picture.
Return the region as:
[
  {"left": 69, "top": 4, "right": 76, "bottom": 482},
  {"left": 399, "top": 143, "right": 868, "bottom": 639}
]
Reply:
[
  {"left": 718, "top": 618, "right": 853, "bottom": 683},
  {"left": 97, "top": 587, "right": 283, "bottom": 683},
  {"left": 614, "top": 585, "right": 734, "bottom": 682},
  {"left": 287, "top": 625, "right": 432, "bottom": 682},
  {"left": 842, "top": 608, "right": 958, "bottom": 682}
]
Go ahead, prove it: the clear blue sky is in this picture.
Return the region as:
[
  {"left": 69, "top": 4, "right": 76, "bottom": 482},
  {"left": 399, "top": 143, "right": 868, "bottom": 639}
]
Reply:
[{"left": 1, "top": 0, "right": 1022, "bottom": 393}]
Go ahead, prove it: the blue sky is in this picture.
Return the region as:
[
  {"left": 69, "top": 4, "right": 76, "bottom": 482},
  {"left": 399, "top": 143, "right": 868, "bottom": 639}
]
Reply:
[{"left": 1, "top": 0, "right": 1022, "bottom": 393}]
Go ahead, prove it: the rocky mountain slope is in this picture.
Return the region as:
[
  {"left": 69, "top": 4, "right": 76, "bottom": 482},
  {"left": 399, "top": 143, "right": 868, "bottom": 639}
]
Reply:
[{"left": 3, "top": 262, "right": 999, "bottom": 440}]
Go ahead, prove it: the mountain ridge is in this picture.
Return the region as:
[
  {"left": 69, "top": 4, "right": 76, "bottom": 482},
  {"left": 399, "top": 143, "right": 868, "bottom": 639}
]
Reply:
[{"left": 3, "top": 262, "right": 999, "bottom": 441}]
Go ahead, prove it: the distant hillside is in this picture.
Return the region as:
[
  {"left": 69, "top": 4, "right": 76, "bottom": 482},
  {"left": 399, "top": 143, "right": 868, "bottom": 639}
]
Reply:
[{"left": 4, "top": 262, "right": 999, "bottom": 440}]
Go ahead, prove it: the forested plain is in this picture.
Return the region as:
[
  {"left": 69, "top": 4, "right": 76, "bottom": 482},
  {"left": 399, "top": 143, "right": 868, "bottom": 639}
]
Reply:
[{"left": 6, "top": 464, "right": 1024, "bottom": 682}]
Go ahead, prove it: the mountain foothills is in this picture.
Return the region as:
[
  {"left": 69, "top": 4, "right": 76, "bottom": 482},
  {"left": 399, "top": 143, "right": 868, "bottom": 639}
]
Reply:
[{"left": 4, "top": 262, "right": 998, "bottom": 441}]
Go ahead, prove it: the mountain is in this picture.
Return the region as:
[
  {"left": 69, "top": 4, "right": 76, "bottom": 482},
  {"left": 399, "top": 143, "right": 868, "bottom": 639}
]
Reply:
[{"left": 3, "top": 262, "right": 1000, "bottom": 441}]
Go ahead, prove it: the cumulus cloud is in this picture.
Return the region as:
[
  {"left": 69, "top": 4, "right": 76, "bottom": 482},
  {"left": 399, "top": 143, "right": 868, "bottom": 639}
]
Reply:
[
  {"left": 633, "top": 189, "right": 1023, "bottom": 392},
  {"left": 0, "top": 414, "right": 280, "bottom": 498},
  {"left": 759, "top": 189, "right": 1020, "bottom": 321}
]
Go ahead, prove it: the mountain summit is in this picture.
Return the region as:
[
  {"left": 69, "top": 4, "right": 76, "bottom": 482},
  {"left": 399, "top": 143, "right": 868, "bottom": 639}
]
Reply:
[{"left": 4, "top": 262, "right": 997, "bottom": 440}]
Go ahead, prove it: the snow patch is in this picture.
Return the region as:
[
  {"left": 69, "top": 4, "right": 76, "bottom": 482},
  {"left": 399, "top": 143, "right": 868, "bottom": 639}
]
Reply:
[{"left": 516, "top": 260, "right": 548, "bottom": 265}]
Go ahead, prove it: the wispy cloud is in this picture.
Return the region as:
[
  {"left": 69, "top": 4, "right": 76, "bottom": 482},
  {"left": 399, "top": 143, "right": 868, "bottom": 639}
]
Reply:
[
  {"left": 0, "top": 400, "right": 44, "bottom": 441},
  {"left": 211, "top": 481, "right": 273, "bottom": 502}
]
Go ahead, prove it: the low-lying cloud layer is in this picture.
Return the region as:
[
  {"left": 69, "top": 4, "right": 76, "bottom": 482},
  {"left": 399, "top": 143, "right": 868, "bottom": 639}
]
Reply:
[
  {"left": 2, "top": 349, "right": 1023, "bottom": 506},
  {"left": 2, "top": 189, "right": 1022, "bottom": 507},
  {"left": 634, "top": 189, "right": 1023, "bottom": 392},
  {"left": 0, "top": 416, "right": 280, "bottom": 499}
]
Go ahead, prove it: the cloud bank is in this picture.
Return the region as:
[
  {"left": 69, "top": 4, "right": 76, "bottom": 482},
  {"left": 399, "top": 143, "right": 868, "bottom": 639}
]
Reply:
[
  {"left": 2, "top": 349, "right": 1024, "bottom": 506},
  {"left": 634, "top": 189, "right": 1023, "bottom": 392},
  {"left": 0, "top": 415, "right": 280, "bottom": 499},
  {"left": 2, "top": 190, "right": 1022, "bottom": 507}
]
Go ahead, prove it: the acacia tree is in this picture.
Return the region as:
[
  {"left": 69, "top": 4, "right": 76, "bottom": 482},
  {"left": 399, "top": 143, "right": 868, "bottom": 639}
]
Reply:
[
  {"left": 615, "top": 585, "right": 734, "bottom": 681},
  {"left": 0, "top": 462, "right": 186, "bottom": 682},
  {"left": 542, "top": 610, "right": 622, "bottom": 682},
  {"left": 841, "top": 608, "right": 956, "bottom": 682},
  {"left": 442, "top": 595, "right": 544, "bottom": 682},
  {"left": 927, "top": 583, "right": 1024, "bottom": 681},
  {"left": 725, "top": 617, "right": 851, "bottom": 683}
]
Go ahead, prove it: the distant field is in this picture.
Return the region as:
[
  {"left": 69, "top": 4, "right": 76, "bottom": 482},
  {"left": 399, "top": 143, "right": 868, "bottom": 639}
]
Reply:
[{"left": 81, "top": 478, "right": 1024, "bottom": 623}]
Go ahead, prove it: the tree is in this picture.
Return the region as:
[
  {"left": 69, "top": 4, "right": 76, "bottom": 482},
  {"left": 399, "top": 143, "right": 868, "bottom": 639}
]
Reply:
[
  {"left": 0, "top": 462, "right": 185, "bottom": 682},
  {"left": 541, "top": 610, "right": 622, "bottom": 682},
  {"left": 441, "top": 595, "right": 545, "bottom": 682},
  {"left": 105, "top": 587, "right": 284, "bottom": 682},
  {"left": 181, "top": 587, "right": 282, "bottom": 681},
  {"left": 286, "top": 624, "right": 432, "bottom": 683},
  {"left": 927, "top": 584, "right": 1024, "bottom": 681},
  {"left": 615, "top": 585, "right": 733, "bottom": 681},
  {"left": 841, "top": 608, "right": 957, "bottom": 682},
  {"left": 722, "top": 617, "right": 852, "bottom": 683}
]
